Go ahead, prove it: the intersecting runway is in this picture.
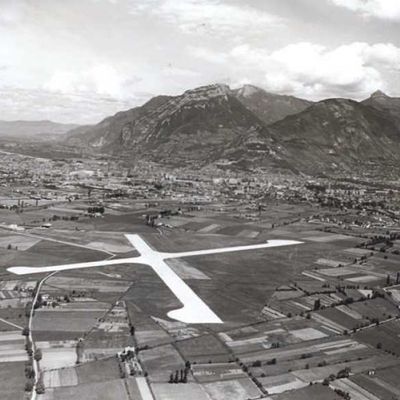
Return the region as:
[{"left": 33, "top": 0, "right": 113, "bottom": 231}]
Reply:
[{"left": 7, "top": 234, "right": 302, "bottom": 324}]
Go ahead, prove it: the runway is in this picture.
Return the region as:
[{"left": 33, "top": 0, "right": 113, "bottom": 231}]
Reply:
[{"left": 7, "top": 234, "right": 302, "bottom": 324}]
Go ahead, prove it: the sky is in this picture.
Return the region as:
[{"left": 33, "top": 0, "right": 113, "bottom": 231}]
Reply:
[{"left": 1, "top": 0, "right": 400, "bottom": 124}]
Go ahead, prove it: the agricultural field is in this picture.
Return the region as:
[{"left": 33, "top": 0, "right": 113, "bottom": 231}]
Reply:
[
  {"left": 0, "top": 330, "right": 28, "bottom": 362},
  {"left": 140, "top": 344, "right": 185, "bottom": 382},
  {"left": 350, "top": 373, "right": 400, "bottom": 400},
  {"left": 151, "top": 382, "right": 210, "bottom": 400},
  {"left": 201, "top": 377, "right": 261, "bottom": 400},
  {"left": 0, "top": 361, "right": 26, "bottom": 400},
  {"left": 1, "top": 199, "right": 400, "bottom": 399},
  {"left": 40, "top": 379, "right": 132, "bottom": 400},
  {"left": 355, "top": 319, "right": 400, "bottom": 355},
  {"left": 175, "top": 334, "right": 231, "bottom": 364},
  {"left": 270, "top": 383, "right": 339, "bottom": 400}
]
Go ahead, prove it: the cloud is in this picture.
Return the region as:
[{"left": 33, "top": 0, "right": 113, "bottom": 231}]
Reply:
[
  {"left": 130, "top": 0, "right": 284, "bottom": 36},
  {"left": 2, "top": 0, "right": 399, "bottom": 123},
  {"left": 264, "top": 43, "right": 383, "bottom": 96},
  {"left": 189, "top": 46, "right": 228, "bottom": 64},
  {"left": 193, "top": 41, "right": 400, "bottom": 99},
  {"left": 0, "top": 2, "right": 26, "bottom": 25},
  {"left": 330, "top": 0, "right": 400, "bottom": 21},
  {"left": 363, "top": 43, "right": 400, "bottom": 67},
  {"left": 45, "top": 64, "right": 128, "bottom": 98}
]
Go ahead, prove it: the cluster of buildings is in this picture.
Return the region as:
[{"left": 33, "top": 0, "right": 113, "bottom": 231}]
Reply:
[{"left": 0, "top": 149, "right": 399, "bottom": 231}]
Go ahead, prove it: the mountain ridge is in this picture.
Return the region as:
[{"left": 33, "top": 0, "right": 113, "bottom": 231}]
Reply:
[
  {"left": 0, "top": 120, "right": 79, "bottom": 138},
  {"left": 64, "top": 84, "right": 400, "bottom": 175},
  {"left": 233, "top": 84, "right": 313, "bottom": 125}
]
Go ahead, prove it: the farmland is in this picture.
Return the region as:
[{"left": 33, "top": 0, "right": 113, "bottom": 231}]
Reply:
[{"left": 0, "top": 198, "right": 400, "bottom": 400}]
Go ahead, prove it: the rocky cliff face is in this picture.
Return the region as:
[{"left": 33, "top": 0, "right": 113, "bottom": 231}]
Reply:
[{"left": 67, "top": 84, "right": 282, "bottom": 168}]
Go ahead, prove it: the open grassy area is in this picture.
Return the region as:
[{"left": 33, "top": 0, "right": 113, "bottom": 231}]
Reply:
[
  {"left": 270, "top": 383, "right": 338, "bottom": 400},
  {"left": 0, "top": 361, "right": 26, "bottom": 400},
  {"left": 76, "top": 357, "right": 121, "bottom": 384},
  {"left": 175, "top": 334, "right": 231, "bottom": 363},
  {"left": 46, "top": 379, "right": 131, "bottom": 400}
]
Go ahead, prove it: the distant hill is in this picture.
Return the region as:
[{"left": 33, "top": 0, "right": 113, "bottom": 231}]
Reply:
[
  {"left": 0, "top": 120, "right": 79, "bottom": 139},
  {"left": 269, "top": 98, "right": 400, "bottom": 174},
  {"left": 65, "top": 84, "right": 400, "bottom": 176},
  {"left": 362, "top": 90, "right": 400, "bottom": 129},
  {"left": 233, "top": 84, "right": 313, "bottom": 125}
]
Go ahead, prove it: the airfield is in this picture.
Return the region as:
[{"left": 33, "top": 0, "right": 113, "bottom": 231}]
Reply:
[
  {"left": 1, "top": 200, "right": 400, "bottom": 399},
  {"left": 8, "top": 233, "right": 302, "bottom": 324}
]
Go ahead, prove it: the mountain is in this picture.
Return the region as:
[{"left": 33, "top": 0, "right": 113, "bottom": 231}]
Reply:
[
  {"left": 269, "top": 98, "right": 400, "bottom": 174},
  {"left": 0, "top": 120, "right": 79, "bottom": 139},
  {"left": 233, "top": 84, "right": 313, "bottom": 125},
  {"left": 67, "top": 95, "right": 173, "bottom": 148},
  {"left": 362, "top": 90, "right": 400, "bottom": 128},
  {"left": 66, "top": 84, "right": 400, "bottom": 176},
  {"left": 67, "top": 84, "right": 280, "bottom": 168}
]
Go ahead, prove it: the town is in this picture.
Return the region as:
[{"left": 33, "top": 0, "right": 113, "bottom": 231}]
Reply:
[{"left": 1, "top": 146, "right": 400, "bottom": 400}]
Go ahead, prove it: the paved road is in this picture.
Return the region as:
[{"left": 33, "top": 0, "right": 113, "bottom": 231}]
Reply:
[{"left": 28, "top": 271, "right": 57, "bottom": 400}]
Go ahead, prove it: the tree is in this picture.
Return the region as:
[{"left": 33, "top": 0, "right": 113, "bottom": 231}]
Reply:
[
  {"left": 25, "top": 380, "right": 34, "bottom": 392},
  {"left": 7, "top": 244, "right": 12, "bottom": 250},
  {"left": 26, "top": 341, "right": 33, "bottom": 357},
  {"left": 34, "top": 294, "right": 43, "bottom": 309},
  {"left": 36, "top": 382, "right": 45, "bottom": 394},
  {"left": 313, "top": 299, "right": 321, "bottom": 311},
  {"left": 337, "top": 367, "right": 351, "bottom": 379},
  {"left": 34, "top": 348, "right": 42, "bottom": 362},
  {"left": 24, "top": 365, "right": 35, "bottom": 379}
]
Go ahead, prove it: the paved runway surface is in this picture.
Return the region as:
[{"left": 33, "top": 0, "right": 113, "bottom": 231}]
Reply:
[{"left": 7, "top": 234, "right": 302, "bottom": 324}]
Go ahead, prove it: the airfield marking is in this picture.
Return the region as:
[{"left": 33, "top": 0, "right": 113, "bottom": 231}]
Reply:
[{"left": 7, "top": 234, "right": 302, "bottom": 324}]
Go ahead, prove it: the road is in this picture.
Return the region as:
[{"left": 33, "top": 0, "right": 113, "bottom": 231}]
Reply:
[
  {"left": 28, "top": 271, "right": 58, "bottom": 400},
  {"left": 0, "top": 316, "right": 23, "bottom": 330}
]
